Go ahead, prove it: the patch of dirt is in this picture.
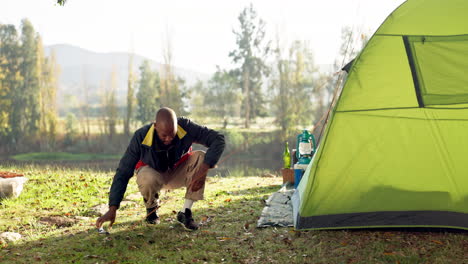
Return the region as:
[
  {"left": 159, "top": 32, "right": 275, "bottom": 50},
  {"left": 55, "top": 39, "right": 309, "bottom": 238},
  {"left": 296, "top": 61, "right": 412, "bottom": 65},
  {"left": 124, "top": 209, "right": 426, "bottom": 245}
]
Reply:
[{"left": 39, "top": 216, "right": 78, "bottom": 227}]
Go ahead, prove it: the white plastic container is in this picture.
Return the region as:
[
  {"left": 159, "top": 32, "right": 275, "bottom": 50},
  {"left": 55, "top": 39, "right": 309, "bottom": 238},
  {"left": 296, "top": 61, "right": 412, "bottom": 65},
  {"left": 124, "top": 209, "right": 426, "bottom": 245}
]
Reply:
[{"left": 293, "top": 163, "right": 309, "bottom": 188}]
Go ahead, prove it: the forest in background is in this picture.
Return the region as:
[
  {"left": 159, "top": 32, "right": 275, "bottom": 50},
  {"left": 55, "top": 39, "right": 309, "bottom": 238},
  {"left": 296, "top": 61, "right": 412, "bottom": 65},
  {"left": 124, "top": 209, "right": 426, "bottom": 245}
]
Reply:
[{"left": 0, "top": 4, "right": 368, "bottom": 171}]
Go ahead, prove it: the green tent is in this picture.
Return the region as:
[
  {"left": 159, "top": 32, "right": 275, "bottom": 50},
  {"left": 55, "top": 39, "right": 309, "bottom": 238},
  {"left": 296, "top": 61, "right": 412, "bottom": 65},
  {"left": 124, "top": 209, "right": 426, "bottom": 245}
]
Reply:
[{"left": 292, "top": 0, "right": 468, "bottom": 230}]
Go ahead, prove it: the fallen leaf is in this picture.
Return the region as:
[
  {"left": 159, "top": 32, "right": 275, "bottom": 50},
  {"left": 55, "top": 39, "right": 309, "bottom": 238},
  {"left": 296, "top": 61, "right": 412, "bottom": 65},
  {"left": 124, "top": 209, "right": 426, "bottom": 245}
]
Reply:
[
  {"left": 431, "top": 240, "right": 443, "bottom": 245},
  {"left": 383, "top": 251, "right": 396, "bottom": 256},
  {"left": 217, "top": 237, "right": 234, "bottom": 242}
]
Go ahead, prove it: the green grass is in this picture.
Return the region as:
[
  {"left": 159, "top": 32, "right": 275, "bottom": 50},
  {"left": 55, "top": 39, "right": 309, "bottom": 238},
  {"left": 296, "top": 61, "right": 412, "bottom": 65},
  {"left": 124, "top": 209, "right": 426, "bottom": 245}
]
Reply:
[
  {"left": 0, "top": 165, "right": 466, "bottom": 263},
  {"left": 11, "top": 152, "right": 121, "bottom": 161}
]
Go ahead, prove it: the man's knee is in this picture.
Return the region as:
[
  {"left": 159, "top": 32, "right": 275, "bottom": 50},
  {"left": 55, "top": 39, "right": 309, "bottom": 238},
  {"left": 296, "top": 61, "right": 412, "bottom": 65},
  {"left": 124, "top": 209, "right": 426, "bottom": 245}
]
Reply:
[
  {"left": 192, "top": 150, "right": 205, "bottom": 158},
  {"left": 183, "top": 151, "right": 204, "bottom": 172},
  {"left": 136, "top": 167, "right": 161, "bottom": 187},
  {"left": 191, "top": 151, "right": 205, "bottom": 165}
]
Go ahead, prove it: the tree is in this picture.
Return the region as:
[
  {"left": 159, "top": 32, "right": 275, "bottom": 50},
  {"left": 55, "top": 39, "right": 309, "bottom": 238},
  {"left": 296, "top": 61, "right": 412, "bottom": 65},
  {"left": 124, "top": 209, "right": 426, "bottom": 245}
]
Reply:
[
  {"left": 229, "top": 4, "right": 270, "bottom": 128},
  {"left": 335, "top": 26, "right": 369, "bottom": 72},
  {"left": 19, "top": 19, "right": 41, "bottom": 138},
  {"left": 289, "top": 41, "right": 316, "bottom": 125},
  {"left": 271, "top": 40, "right": 317, "bottom": 140},
  {"left": 0, "top": 55, "right": 8, "bottom": 144},
  {"left": 313, "top": 26, "right": 370, "bottom": 126},
  {"left": 159, "top": 31, "right": 186, "bottom": 115},
  {"left": 37, "top": 38, "right": 59, "bottom": 150},
  {"left": 79, "top": 66, "right": 92, "bottom": 145},
  {"left": 312, "top": 72, "right": 335, "bottom": 127},
  {"left": 0, "top": 24, "right": 22, "bottom": 146},
  {"left": 64, "top": 112, "right": 78, "bottom": 146},
  {"left": 205, "top": 67, "right": 242, "bottom": 127},
  {"left": 124, "top": 53, "right": 136, "bottom": 136},
  {"left": 136, "top": 60, "right": 159, "bottom": 124},
  {"left": 271, "top": 35, "right": 292, "bottom": 141},
  {"left": 104, "top": 68, "right": 119, "bottom": 139},
  {"left": 0, "top": 21, "right": 59, "bottom": 152},
  {"left": 188, "top": 80, "right": 208, "bottom": 120}
]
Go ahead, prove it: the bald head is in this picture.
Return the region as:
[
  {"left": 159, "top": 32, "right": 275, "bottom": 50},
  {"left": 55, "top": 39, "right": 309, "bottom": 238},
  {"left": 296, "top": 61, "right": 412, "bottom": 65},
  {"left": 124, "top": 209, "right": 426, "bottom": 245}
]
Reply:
[
  {"left": 155, "top": 107, "right": 177, "bottom": 146},
  {"left": 155, "top": 107, "right": 177, "bottom": 125}
]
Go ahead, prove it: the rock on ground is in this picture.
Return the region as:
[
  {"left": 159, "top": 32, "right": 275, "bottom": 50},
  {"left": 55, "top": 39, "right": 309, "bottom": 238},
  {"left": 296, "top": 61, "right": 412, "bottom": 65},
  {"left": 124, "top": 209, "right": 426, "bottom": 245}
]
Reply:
[
  {"left": 0, "top": 177, "right": 28, "bottom": 198},
  {"left": 0, "top": 232, "right": 22, "bottom": 244},
  {"left": 125, "top": 192, "right": 142, "bottom": 201},
  {"left": 89, "top": 201, "right": 139, "bottom": 216}
]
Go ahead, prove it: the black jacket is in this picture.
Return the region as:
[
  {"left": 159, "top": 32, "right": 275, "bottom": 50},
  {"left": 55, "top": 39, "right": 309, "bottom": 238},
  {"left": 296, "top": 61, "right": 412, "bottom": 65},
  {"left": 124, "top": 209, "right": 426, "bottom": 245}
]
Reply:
[{"left": 109, "top": 117, "right": 225, "bottom": 208}]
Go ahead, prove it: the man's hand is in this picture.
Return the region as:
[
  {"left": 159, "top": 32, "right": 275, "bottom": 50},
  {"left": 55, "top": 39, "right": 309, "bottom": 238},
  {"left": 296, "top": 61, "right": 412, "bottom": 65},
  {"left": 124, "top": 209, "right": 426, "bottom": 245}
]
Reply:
[
  {"left": 96, "top": 205, "right": 118, "bottom": 228},
  {"left": 190, "top": 163, "right": 210, "bottom": 192}
]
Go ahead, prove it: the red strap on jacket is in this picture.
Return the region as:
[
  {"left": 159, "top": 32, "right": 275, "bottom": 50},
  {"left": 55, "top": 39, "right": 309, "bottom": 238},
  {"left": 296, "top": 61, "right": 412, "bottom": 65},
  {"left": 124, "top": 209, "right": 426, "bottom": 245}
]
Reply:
[
  {"left": 173, "top": 147, "right": 193, "bottom": 169},
  {"left": 134, "top": 147, "right": 193, "bottom": 171},
  {"left": 135, "top": 160, "right": 147, "bottom": 171}
]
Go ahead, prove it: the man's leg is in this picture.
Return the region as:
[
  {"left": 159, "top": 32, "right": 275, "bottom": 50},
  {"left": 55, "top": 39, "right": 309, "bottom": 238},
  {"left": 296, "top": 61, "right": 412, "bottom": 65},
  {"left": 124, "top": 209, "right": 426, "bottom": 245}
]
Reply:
[
  {"left": 136, "top": 166, "right": 166, "bottom": 224},
  {"left": 166, "top": 151, "right": 206, "bottom": 230},
  {"left": 165, "top": 151, "right": 206, "bottom": 200}
]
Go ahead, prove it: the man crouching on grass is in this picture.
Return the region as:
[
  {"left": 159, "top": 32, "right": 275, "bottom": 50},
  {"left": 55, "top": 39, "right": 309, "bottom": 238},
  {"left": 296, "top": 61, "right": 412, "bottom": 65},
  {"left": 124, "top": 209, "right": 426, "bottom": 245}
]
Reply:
[{"left": 96, "top": 107, "right": 225, "bottom": 230}]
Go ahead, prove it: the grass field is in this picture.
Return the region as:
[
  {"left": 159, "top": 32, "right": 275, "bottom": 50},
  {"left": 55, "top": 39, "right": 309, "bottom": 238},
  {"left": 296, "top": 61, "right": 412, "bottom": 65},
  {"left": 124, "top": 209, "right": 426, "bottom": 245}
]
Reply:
[
  {"left": 0, "top": 165, "right": 466, "bottom": 263},
  {"left": 11, "top": 152, "right": 121, "bottom": 162}
]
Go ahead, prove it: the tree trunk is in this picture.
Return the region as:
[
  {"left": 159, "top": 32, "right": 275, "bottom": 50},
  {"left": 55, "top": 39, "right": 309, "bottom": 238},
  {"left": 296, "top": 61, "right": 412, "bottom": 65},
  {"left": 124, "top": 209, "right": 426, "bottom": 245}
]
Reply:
[{"left": 243, "top": 65, "right": 250, "bottom": 128}]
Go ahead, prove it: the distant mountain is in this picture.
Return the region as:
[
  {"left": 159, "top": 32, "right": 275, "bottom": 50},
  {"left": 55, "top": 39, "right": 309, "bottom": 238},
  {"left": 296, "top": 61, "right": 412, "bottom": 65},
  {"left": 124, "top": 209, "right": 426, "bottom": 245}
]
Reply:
[{"left": 44, "top": 44, "right": 210, "bottom": 108}]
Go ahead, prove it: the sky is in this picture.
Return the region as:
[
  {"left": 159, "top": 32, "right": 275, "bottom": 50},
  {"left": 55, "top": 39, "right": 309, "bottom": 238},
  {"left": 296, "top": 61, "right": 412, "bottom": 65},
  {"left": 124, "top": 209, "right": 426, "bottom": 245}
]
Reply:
[{"left": 1, "top": 0, "right": 405, "bottom": 73}]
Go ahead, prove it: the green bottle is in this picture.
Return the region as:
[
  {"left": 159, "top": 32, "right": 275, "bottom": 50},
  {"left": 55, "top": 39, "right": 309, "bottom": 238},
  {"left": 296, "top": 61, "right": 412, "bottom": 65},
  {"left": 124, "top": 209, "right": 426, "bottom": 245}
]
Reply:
[{"left": 283, "top": 141, "right": 291, "bottom": 168}]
